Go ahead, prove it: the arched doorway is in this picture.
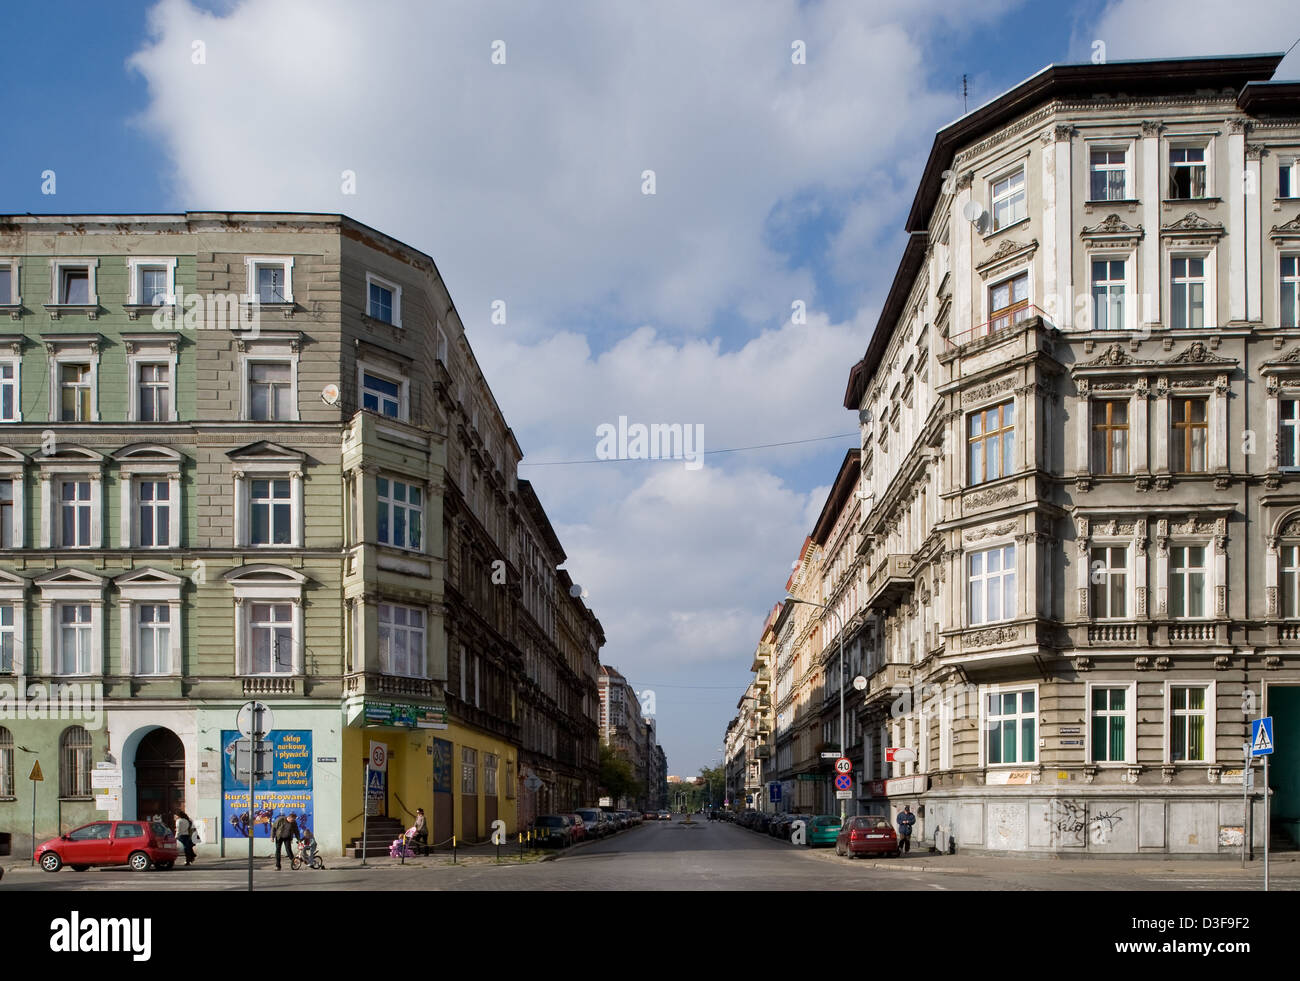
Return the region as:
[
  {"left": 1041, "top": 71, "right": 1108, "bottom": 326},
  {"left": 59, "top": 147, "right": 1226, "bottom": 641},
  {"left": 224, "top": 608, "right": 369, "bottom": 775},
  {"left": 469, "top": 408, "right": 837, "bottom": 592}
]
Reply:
[{"left": 134, "top": 728, "right": 185, "bottom": 822}]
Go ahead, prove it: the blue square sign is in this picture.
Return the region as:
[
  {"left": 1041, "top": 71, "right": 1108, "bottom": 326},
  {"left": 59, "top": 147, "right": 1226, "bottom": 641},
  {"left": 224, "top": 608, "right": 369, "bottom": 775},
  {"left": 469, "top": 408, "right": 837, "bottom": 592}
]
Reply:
[{"left": 1251, "top": 717, "right": 1274, "bottom": 757}]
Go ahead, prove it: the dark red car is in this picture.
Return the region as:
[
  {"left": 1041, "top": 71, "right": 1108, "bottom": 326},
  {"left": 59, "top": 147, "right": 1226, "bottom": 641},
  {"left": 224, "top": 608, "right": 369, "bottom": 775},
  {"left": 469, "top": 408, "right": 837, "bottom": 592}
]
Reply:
[
  {"left": 835, "top": 816, "right": 900, "bottom": 858},
  {"left": 35, "top": 819, "right": 179, "bottom": 872}
]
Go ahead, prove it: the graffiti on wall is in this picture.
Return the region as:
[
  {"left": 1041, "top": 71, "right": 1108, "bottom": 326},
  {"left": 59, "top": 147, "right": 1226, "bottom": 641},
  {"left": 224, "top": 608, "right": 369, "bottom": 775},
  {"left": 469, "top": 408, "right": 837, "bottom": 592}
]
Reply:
[{"left": 1047, "top": 800, "right": 1125, "bottom": 846}]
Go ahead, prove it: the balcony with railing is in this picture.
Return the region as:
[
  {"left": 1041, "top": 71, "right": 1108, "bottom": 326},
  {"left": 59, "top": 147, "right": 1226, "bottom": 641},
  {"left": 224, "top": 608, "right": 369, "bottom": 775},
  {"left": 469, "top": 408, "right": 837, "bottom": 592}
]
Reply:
[{"left": 344, "top": 671, "right": 440, "bottom": 699}]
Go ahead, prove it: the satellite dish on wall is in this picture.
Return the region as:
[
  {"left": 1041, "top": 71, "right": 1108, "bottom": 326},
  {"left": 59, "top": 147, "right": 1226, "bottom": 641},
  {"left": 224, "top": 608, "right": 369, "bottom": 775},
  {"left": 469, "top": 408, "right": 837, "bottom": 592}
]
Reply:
[
  {"left": 569, "top": 584, "right": 588, "bottom": 599},
  {"left": 321, "top": 384, "right": 341, "bottom": 405}
]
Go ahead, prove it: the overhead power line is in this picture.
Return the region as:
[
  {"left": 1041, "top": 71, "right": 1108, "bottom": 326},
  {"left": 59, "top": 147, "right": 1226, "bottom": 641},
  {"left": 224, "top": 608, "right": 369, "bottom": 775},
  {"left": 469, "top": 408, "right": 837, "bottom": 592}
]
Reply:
[{"left": 518, "top": 431, "right": 858, "bottom": 467}]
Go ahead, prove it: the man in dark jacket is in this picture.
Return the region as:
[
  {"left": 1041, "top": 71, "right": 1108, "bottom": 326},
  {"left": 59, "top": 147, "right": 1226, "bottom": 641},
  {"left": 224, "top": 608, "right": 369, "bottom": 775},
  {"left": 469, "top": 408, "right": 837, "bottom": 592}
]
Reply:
[
  {"left": 897, "top": 805, "right": 916, "bottom": 854},
  {"left": 273, "top": 812, "right": 301, "bottom": 870}
]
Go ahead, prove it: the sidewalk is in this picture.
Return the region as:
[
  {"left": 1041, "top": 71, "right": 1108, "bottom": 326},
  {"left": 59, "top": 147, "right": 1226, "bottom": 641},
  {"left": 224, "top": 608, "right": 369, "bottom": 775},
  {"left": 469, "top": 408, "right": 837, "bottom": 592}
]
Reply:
[
  {"left": 2, "top": 846, "right": 554, "bottom": 875},
  {"left": 800, "top": 845, "right": 1300, "bottom": 877}
]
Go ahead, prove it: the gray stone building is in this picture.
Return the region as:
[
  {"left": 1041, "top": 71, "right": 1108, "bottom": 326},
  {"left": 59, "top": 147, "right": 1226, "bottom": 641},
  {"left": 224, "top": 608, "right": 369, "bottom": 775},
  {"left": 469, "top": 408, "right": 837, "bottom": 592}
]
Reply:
[{"left": 839, "top": 54, "right": 1300, "bottom": 856}]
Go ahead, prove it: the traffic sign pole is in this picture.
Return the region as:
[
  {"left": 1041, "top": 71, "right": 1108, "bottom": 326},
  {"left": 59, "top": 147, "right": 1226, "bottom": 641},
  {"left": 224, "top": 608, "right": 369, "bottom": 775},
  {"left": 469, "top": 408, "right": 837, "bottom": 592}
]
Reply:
[{"left": 1250, "top": 716, "right": 1274, "bottom": 892}]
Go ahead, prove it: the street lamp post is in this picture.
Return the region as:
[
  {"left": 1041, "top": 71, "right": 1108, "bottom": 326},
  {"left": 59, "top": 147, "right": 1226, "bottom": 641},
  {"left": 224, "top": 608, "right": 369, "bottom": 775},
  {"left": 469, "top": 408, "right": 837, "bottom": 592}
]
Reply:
[{"left": 786, "top": 596, "right": 847, "bottom": 827}]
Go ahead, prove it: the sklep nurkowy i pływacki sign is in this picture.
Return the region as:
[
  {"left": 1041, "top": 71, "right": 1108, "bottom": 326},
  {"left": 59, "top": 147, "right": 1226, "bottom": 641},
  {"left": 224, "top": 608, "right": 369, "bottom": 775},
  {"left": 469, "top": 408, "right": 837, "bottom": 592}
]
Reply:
[{"left": 221, "top": 730, "right": 314, "bottom": 839}]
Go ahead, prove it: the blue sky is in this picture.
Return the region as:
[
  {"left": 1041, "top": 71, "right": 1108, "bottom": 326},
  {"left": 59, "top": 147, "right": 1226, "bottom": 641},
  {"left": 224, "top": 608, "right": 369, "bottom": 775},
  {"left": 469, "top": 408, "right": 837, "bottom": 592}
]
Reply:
[{"left": 5, "top": 0, "right": 1299, "bottom": 778}]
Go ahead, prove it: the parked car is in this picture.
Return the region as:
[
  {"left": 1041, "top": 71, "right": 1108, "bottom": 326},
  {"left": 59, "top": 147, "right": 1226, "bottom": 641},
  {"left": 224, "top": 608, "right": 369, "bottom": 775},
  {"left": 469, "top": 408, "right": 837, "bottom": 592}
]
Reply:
[
  {"left": 575, "top": 808, "right": 607, "bottom": 838},
  {"left": 753, "top": 813, "right": 772, "bottom": 834},
  {"left": 532, "top": 814, "right": 572, "bottom": 847},
  {"left": 35, "top": 819, "right": 179, "bottom": 872},
  {"left": 806, "top": 815, "right": 843, "bottom": 847},
  {"left": 768, "top": 813, "right": 792, "bottom": 839},
  {"left": 566, "top": 814, "right": 587, "bottom": 843},
  {"left": 836, "top": 816, "right": 899, "bottom": 858},
  {"left": 643, "top": 811, "right": 657, "bottom": 821}
]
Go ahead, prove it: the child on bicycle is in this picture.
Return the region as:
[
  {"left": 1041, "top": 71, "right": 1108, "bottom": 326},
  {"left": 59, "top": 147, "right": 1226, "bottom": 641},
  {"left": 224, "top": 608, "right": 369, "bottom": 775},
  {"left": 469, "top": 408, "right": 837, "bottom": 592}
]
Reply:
[{"left": 298, "top": 826, "right": 319, "bottom": 868}]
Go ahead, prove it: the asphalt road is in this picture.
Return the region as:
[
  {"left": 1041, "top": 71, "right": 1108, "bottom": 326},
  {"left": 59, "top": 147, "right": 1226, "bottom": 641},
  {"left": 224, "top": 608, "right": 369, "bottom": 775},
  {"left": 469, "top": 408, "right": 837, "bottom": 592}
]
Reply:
[{"left": 3, "top": 818, "right": 1295, "bottom": 891}]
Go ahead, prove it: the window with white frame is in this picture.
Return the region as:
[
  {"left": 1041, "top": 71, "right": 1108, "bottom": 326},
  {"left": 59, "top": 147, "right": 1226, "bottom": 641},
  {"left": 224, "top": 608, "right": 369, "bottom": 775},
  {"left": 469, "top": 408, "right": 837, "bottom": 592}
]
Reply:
[
  {"left": 249, "top": 478, "right": 293, "bottom": 546},
  {"left": 248, "top": 603, "right": 294, "bottom": 674},
  {"left": 1091, "top": 258, "right": 1127, "bottom": 330},
  {"left": 135, "top": 604, "right": 172, "bottom": 675},
  {"left": 0, "top": 261, "right": 15, "bottom": 306},
  {"left": 59, "top": 363, "right": 93, "bottom": 422},
  {"left": 226, "top": 566, "right": 304, "bottom": 676},
  {"left": 362, "top": 371, "right": 402, "bottom": 418},
  {"left": 376, "top": 476, "right": 423, "bottom": 551},
  {"left": 1283, "top": 255, "right": 1299, "bottom": 330},
  {"left": 988, "top": 271, "right": 1030, "bottom": 331},
  {"left": 1282, "top": 399, "right": 1300, "bottom": 469},
  {"left": 1282, "top": 157, "right": 1300, "bottom": 199},
  {"left": 45, "top": 337, "right": 100, "bottom": 422},
  {"left": 0, "top": 359, "right": 18, "bottom": 422},
  {"left": 115, "top": 446, "right": 183, "bottom": 550},
  {"left": 1282, "top": 544, "right": 1300, "bottom": 618},
  {"left": 59, "top": 480, "right": 93, "bottom": 548},
  {"left": 1090, "top": 399, "right": 1129, "bottom": 475},
  {"left": 1089, "top": 148, "right": 1129, "bottom": 201},
  {"left": 985, "top": 688, "right": 1035, "bottom": 764},
  {"left": 1170, "top": 397, "right": 1209, "bottom": 473},
  {"left": 1169, "top": 684, "right": 1209, "bottom": 761},
  {"left": 37, "top": 449, "right": 103, "bottom": 549},
  {"left": 1090, "top": 687, "right": 1130, "bottom": 763},
  {"left": 126, "top": 258, "right": 177, "bottom": 306},
  {"left": 136, "top": 363, "right": 171, "bottom": 421},
  {"left": 968, "top": 545, "right": 1016, "bottom": 625},
  {"left": 115, "top": 569, "right": 183, "bottom": 677},
  {"left": 57, "top": 604, "right": 93, "bottom": 674},
  {"left": 990, "top": 167, "right": 1026, "bottom": 231},
  {"left": 0, "top": 725, "right": 12, "bottom": 796},
  {"left": 245, "top": 257, "right": 294, "bottom": 304},
  {"left": 1170, "top": 257, "right": 1206, "bottom": 329},
  {"left": 1169, "top": 146, "right": 1208, "bottom": 199},
  {"left": 0, "top": 605, "right": 14, "bottom": 674},
  {"left": 136, "top": 480, "right": 171, "bottom": 547},
  {"left": 378, "top": 603, "right": 425, "bottom": 678},
  {"left": 0, "top": 480, "right": 13, "bottom": 548},
  {"left": 1169, "top": 544, "right": 1209, "bottom": 618},
  {"left": 967, "top": 401, "right": 1014, "bottom": 486},
  {"left": 366, "top": 273, "right": 402, "bottom": 327},
  {"left": 51, "top": 261, "right": 96, "bottom": 306},
  {"left": 1090, "top": 546, "right": 1129, "bottom": 619},
  {"left": 247, "top": 362, "right": 294, "bottom": 421}
]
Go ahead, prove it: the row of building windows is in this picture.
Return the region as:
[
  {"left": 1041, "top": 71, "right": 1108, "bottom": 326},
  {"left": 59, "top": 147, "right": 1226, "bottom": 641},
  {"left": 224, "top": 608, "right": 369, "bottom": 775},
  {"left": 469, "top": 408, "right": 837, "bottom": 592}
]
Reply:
[
  {"left": 0, "top": 725, "right": 95, "bottom": 798},
  {"left": 0, "top": 257, "right": 405, "bottom": 327},
  {"left": 981, "top": 145, "right": 1299, "bottom": 238},
  {"left": 0, "top": 352, "right": 412, "bottom": 425},
  {"left": 0, "top": 470, "right": 425, "bottom": 552},
  {"left": 0, "top": 595, "right": 430, "bottom": 679}
]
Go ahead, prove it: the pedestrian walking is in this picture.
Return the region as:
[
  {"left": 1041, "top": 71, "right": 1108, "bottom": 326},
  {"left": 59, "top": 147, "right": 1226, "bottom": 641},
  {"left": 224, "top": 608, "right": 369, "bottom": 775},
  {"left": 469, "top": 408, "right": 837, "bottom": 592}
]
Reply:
[
  {"left": 272, "top": 812, "right": 301, "bottom": 870},
  {"left": 408, "top": 808, "right": 428, "bottom": 855},
  {"left": 896, "top": 805, "right": 915, "bottom": 855},
  {"left": 174, "top": 809, "right": 198, "bottom": 866}
]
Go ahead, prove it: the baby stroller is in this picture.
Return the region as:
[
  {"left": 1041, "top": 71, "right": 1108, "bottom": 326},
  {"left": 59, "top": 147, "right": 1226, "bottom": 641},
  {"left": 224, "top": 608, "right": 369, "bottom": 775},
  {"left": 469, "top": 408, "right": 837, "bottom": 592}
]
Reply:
[{"left": 292, "top": 833, "right": 325, "bottom": 870}]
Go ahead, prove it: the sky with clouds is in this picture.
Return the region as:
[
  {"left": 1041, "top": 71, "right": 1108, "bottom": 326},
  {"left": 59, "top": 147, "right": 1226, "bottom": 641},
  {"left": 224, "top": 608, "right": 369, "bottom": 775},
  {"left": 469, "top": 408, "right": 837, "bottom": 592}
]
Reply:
[{"left": 5, "top": 0, "right": 1299, "bottom": 776}]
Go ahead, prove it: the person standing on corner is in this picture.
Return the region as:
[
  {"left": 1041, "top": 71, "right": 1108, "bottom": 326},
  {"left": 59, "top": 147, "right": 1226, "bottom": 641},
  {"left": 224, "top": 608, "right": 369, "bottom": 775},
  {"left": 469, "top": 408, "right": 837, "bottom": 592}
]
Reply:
[
  {"left": 896, "top": 805, "right": 916, "bottom": 855},
  {"left": 272, "top": 812, "right": 301, "bottom": 870},
  {"left": 174, "top": 808, "right": 198, "bottom": 866}
]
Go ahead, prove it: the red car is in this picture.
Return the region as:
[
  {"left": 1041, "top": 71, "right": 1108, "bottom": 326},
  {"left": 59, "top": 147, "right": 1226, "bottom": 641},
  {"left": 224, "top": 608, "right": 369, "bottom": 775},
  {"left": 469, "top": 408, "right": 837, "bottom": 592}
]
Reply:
[
  {"left": 835, "top": 816, "right": 900, "bottom": 858},
  {"left": 565, "top": 814, "right": 587, "bottom": 843},
  {"left": 35, "top": 819, "right": 179, "bottom": 872}
]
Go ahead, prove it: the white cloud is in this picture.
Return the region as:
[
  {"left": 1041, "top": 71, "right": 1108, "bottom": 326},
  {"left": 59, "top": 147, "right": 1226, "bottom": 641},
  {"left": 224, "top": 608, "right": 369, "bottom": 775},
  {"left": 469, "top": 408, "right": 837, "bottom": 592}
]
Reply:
[
  {"left": 126, "top": 0, "right": 1017, "bottom": 771},
  {"left": 1082, "top": 0, "right": 1300, "bottom": 77}
]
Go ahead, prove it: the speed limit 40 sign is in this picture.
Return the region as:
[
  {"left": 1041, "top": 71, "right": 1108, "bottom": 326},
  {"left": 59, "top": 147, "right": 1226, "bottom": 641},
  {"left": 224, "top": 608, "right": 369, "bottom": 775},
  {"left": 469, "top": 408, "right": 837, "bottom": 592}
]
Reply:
[{"left": 834, "top": 757, "right": 852, "bottom": 775}]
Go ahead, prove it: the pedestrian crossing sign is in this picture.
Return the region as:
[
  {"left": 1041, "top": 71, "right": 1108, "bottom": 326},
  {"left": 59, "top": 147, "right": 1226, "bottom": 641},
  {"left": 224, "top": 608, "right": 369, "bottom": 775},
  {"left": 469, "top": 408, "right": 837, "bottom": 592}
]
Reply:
[{"left": 1251, "top": 717, "right": 1274, "bottom": 757}]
